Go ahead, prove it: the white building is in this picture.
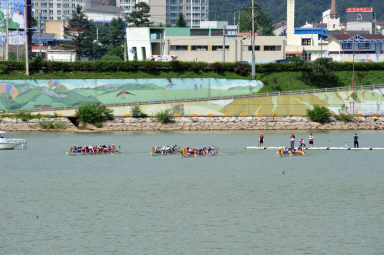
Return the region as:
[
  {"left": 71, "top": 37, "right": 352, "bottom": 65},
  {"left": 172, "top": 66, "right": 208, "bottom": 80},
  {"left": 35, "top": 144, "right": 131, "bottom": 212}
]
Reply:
[
  {"left": 346, "top": 7, "right": 375, "bottom": 34},
  {"left": 126, "top": 27, "right": 285, "bottom": 63},
  {"left": 326, "top": 34, "right": 384, "bottom": 62},
  {"left": 85, "top": 1, "right": 124, "bottom": 22},
  {"left": 285, "top": 0, "right": 327, "bottom": 61},
  {"left": 32, "top": 0, "right": 86, "bottom": 20}
]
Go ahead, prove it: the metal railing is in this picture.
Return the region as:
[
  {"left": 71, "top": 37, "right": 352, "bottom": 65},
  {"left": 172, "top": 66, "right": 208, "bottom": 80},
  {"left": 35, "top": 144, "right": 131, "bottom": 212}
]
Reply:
[{"left": 2, "top": 84, "right": 384, "bottom": 114}]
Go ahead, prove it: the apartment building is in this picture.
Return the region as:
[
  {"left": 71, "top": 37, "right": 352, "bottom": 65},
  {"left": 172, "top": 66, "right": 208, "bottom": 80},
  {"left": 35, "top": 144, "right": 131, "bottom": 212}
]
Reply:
[
  {"left": 166, "top": 0, "right": 209, "bottom": 28},
  {"left": 31, "top": 0, "right": 86, "bottom": 20},
  {"left": 116, "top": 0, "right": 166, "bottom": 25}
]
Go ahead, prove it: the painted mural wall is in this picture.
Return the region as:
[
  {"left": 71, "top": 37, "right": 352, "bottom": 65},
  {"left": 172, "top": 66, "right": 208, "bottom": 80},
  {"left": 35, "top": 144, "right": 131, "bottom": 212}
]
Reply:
[
  {"left": 111, "top": 89, "right": 384, "bottom": 116},
  {"left": 2, "top": 78, "right": 383, "bottom": 116},
  {"left": 0, "top": 0, "right": 25, "bottom": 46},
  {"left": 0, "top": 79, "right": 263, "bottom": 111}
]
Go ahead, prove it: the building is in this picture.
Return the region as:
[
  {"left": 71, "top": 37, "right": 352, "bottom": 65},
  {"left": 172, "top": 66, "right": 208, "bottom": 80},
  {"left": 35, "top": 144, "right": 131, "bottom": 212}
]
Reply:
[
  {"left": 85, "top": 0, "right": 124, "bottom": 22},
  {"left": 126, "top": 27, "right": 285, "bottom": 63},
  {"left": 322, "top": 0, "right": 342, "bottom": 31},
  {"left": 32, "top": 33, "right": 75, "bottom": 61},
  {"left": 346, "top": 7, "right": 375, "bottom": 34},
  {"left": 116, "top": 0, "right": 166, "bottom": 25},
  {"left": 326, "top": 34, "right": 384, "bottom": 62},
  {"left": 31, "top": 0, "right": 86, "bottom": 21},
  {"left": 285, "top": 0, "right": 328, "bottom": 61},
  {"left": 272, "top": 20, "right": 286, "bottom": 36},
  {"left": 166, "top": 0, "right": 209, "bottom": 28}
]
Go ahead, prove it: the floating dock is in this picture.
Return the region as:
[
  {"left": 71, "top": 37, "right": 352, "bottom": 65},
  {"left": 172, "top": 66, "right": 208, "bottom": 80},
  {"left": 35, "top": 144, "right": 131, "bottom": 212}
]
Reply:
[{"left": 245, "top": 146, "right": 384, "bottom": 151}]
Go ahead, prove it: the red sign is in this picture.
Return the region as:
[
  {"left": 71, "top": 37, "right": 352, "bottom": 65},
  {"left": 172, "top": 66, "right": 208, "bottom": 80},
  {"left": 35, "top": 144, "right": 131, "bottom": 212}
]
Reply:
[{"left": 346, "top": 7, "right": 373, "bottom": 13}]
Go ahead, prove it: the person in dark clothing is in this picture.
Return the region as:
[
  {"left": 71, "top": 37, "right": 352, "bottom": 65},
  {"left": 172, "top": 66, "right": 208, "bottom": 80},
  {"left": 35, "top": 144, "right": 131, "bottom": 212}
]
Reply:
[{"left": 354, "top": 133, "right": 359, "bottom": 148}]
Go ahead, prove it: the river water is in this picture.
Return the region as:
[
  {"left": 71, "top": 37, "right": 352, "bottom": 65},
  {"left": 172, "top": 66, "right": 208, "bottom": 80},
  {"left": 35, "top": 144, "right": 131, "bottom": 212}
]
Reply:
[{"left": 1, "top": 131, "right": 384, "bottom": 255}]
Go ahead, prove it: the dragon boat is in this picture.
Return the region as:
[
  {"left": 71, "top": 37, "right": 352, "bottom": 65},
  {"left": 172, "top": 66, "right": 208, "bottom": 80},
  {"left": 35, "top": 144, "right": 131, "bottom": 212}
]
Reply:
[{"left": 277, "top": 147, "right": 305, "bottom": 157}]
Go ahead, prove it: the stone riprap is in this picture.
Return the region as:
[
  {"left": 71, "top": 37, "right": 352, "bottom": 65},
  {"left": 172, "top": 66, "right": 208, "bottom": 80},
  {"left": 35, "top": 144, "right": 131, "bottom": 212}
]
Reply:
[{"left": 1, "top": 116, "right": 384, "bottom": 131}]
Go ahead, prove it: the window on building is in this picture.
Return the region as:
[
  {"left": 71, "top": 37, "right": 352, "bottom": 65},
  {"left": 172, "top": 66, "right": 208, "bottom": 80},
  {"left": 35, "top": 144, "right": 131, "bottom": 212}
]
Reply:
[
  {"left": 286, "top": 54, "right": 296, "bottom": 59},
  {"left": 302, "top": 53, "right": 312, "bottom": 61},
  {"left": 191, "top": 45, "right": 208, "bottom": 51},
  {"left": 211, "top": 29, "right": 223, "bottom": 36},
  {"left": 264, "top": 46, "right": 282, "bottom": 51},
  {"left": 212, "top": 45, "right": 229, "bottom": 51},
  {"left": 342, "top": 43, "right": 352, "bottom": 49},
  {"left": 190, "top": 29, "right": 209, "bottom": 36},
  {"left": 301, "top": 38, "right": 312, "bottom": 46},
  {"left": 247, "top": 45, "right": 260, "bottom": 51},
  {"left": 170, "top": 45, "right": 188, "bottom": 51},
  {"left": 358, "top": 42, "right": 371, "bottom": 49}
]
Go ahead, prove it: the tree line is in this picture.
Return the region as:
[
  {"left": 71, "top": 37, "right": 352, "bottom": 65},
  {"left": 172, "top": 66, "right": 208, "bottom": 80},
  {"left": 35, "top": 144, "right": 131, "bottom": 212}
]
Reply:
[{"left": 210, "top": 0, "right": 384, "bottom": 27}]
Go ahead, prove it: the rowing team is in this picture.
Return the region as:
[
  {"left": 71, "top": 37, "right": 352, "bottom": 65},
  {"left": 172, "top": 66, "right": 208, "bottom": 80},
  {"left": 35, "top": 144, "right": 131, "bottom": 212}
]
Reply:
[
  {"left": 152, "top": 145, "right": 180, "bottom": 154},
  {"left": 152, "top": 145, "right": 218, "bottom": 156},
  {"left": 182, "top": 146, "right": 217, "bottom": 156},
  {"left": 277, "top": 146, "right": 305, "bottom": 156},
  {"left": 70, "top": 145, "right": 119, "bottom": 154}
]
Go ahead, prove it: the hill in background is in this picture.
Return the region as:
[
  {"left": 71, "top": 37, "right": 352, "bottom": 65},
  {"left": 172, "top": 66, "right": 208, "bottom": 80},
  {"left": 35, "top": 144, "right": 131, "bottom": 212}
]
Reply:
[{"left": 209, "top": 0, "right": 384, "bottom": 26}]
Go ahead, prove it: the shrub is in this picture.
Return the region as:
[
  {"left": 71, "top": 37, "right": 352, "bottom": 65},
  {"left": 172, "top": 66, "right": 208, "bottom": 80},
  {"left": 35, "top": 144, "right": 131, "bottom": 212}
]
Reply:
[
  {"left": 15, "top": 111, "right": 34, "bottom": 122},
  {"left": 40, "top": 121, "right": 68, "bottom": 129},
  {"left": 335, "top": 113, "right": 354, "bottom": 122},
  {"left": 100, "top": 54, "right": 122, "bottom": 61},
  {"left": 306, "top": 105, "right": 331, "bottom": 124},
  {"left": 301, "top": 58, "right": 339, "bottom": 88},
  {"left": 54, "top": 122, "right": 68, "bottom": 129},
  {"left": 75, "top": 103, "right": 114, "bottom": 128},
  {"left": 155, "top": 109, "right": 174, "bottom": 124},
  {"left": 39, "top": 121, "right": 55, "bottom": 129},
  {"left": 211, "top": 62, "right": 225, "bottom": 73},
  {"left": 131, "top": 105, "right": 147, "bottom": 118},
  {"left": 233, "top": 62, "right": 251, "bottom": 76}
]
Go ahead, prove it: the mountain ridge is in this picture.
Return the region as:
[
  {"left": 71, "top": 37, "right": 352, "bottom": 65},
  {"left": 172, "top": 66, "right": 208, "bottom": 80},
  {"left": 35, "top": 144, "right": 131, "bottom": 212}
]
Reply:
[{"left": 209, "top": 0, "right": 384, "bottom": 27}]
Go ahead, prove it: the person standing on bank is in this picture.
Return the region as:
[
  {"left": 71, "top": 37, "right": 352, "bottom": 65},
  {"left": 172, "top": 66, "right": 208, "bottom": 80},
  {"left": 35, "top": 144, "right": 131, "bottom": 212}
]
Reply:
[
  {"left": 259, "top": 133, "right": 264, "bottom": 147},
  {"left": 290, "top": 133, "right": 295, "bottom": 148},
  {"left": 354, "top": 133, "right": 359, "bottom": 148},
  {"left": 308, "top": 133, "right": 314, "bottom": 148}
]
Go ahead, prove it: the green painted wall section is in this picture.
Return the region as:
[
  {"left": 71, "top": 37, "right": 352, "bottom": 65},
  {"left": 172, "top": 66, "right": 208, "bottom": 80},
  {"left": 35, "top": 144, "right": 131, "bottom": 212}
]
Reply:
[{"left": 165, "top": 27, "right": 191, "bottom": 36}]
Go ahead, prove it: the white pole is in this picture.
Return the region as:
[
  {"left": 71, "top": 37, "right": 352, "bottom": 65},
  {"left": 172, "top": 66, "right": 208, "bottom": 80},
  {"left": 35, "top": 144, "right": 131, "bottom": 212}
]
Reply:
[
  {"left": 251, "top": 0, "right": 256, "bottom": 79},
  {"left": 39, "top": 10, "right": 42, "bottom": 56},
  {"left": 24, "top": 0, "right": 29, "bottom": 76},
  {"left": 5, "top": 0, "right": 9, "bottom": 60},
  {"left": 222, "top": 26, "right": 226, "bottom": 62}
]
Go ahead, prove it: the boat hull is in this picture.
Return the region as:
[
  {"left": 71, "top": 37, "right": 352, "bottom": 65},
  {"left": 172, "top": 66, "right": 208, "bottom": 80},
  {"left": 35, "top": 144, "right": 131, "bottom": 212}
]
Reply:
[{"left": 0, "top": 143, "right": 20, "bottom": 150}]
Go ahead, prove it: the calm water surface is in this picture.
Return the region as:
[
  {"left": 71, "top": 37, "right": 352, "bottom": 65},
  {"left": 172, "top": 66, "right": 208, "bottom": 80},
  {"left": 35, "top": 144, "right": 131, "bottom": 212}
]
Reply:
[{"left": 1, "top": 131, "right": 384, "bottom": 255}]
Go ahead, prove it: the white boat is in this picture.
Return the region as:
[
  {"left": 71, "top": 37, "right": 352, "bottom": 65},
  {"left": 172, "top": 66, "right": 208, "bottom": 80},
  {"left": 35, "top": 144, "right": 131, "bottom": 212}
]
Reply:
[{"left": 0, "top": 131, "right": 27, "bottom": 150}]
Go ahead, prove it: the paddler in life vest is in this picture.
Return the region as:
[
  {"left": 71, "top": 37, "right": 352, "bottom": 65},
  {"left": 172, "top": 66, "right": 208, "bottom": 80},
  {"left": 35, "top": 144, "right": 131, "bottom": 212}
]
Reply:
[
  {"left": 299, "top": 138, "right": 306, "bottom": 148},
  {"left": 259, "top": 134, "right": 264, "bottom": 147},
  {"left": 308, "top": 133, "right": 314, "bottom": 147}
]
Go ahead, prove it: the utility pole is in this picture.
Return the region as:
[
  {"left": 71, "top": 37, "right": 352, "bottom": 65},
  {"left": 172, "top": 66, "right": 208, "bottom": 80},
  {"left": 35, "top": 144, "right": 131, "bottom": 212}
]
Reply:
[
  {"left": 39, "top": 10, "right": 42, "bottom": 57},
  {"left": 352, "top": 35, "right": 356, "bottom": 91},
  {"left": 238, "top": 11, "right": 241, "bottom": 33},
  {"left": 5, "top": 0, "right": 9, "bottom": 60},
  {"left": 24, "top": 0, "right": 29, "bottom": 76},
  {"left": 222, "top": 26, "right": 226, "bottom": 62},
  {"left": 251, "top": 0, "right": 256, "bottom": 79}
]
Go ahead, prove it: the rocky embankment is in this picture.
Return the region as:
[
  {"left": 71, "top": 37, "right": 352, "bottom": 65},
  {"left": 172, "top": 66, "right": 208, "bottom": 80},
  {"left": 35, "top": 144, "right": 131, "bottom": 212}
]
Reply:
[{"left": 1, "top": 116, "right": 384, "bottom": 131}]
